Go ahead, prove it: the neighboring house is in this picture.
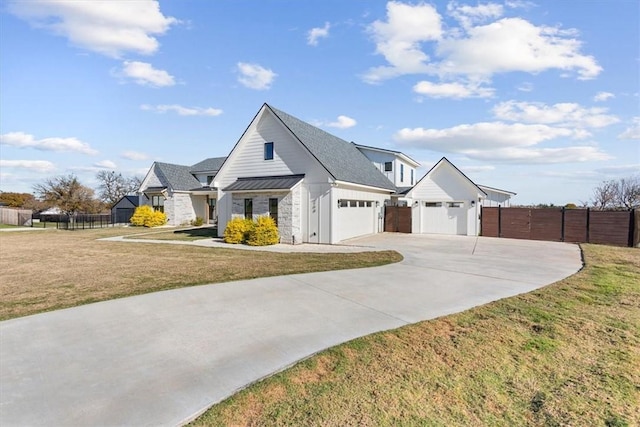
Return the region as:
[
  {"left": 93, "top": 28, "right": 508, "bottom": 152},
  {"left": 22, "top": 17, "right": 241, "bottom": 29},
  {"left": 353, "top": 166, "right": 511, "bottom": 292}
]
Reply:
[
  {"left": 111, "top": 195, "right": 139, "bottom": 224},
  {"left": 402, "top": 157, "right": 515, "bottom": 236},
  {"left": 138, "top": 157, "right": 226, "bottom": 226},
  {"left": 138, "top": 104, "right": 514, "bottom": 241},
  {"left": 354, "top": 143, "right": 420, "bottom": 190},
  {"left": 214, "top": 104, "right": 397, "bottom": 244}
]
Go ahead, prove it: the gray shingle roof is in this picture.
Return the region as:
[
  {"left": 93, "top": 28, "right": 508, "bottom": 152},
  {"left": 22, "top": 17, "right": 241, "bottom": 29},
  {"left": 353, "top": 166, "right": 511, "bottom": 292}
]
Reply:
[
  {"left": 154, "top": 162, "right": 202, "bottom": 191},
  {"left": 223, "top": 174, "right": 305, "bottom": 192},
  {"left": 267, "top": 105, "right": 396, "bottom": 192},
  {"left": 190, "top": 157, "right": 226, "bottom": 173}
]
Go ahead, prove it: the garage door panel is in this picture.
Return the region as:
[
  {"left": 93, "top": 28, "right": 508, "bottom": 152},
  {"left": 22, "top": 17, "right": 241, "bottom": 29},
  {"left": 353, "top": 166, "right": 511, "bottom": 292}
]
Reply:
[
  {"left": 420, "top": 202, "right": 467, "bottom": 235},
  {"left": 337, "top": 200, "right": 375, "bottom": 241}
]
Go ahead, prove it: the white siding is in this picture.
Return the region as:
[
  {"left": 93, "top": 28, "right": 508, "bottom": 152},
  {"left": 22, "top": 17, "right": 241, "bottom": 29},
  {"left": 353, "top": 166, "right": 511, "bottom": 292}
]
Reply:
[
  {"left": 482, "top": 189, "right": 512, "bottom": 207},
  {"left": 216, "top": 108, "right": 333, "bottom": 240},
  {"left": 357, "top": 148, "right": 417, "bottom": 187}
]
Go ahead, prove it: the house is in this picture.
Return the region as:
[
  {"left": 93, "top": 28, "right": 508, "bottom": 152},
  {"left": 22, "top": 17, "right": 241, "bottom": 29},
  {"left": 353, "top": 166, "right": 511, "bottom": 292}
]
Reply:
[
  {"left": 138, "top": 157, "right": 226, "bottom": 225},
  {"left": 138, "top": 104, "right": 515, "bottom": 241},
  {"left": 214, "top": 104, "right": 397, "bottom": 244},
  {"left": 401, "top": 157, "right": 516, "bottom": 236},
  {"left": 111, "top": 195, "right": 139, "bottom": 223}
]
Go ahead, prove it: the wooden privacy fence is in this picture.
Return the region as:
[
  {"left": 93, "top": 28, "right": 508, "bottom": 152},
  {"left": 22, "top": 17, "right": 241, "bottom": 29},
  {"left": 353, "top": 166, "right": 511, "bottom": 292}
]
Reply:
[
  {"left": 481, "top": 207, "right": 639, "bottom": 247},
  {"left": 384, "top": 206, "right": 412, "bottom": 233},
  {"left": 0, "top": 207, "right": 33, "bottom": 226}
]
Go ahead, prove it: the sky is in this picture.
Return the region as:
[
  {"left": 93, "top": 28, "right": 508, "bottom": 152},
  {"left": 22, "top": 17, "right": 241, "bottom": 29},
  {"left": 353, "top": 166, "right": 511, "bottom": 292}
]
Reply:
[{"left": 0, "top": 0, "right": 638, "bottom": 205}]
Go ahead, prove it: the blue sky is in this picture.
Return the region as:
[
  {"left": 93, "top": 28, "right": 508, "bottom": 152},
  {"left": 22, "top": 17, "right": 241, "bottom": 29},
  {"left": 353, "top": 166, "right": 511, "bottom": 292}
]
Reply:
[{"left": 1, "top": 0, "right": 638, "bottom": 205}]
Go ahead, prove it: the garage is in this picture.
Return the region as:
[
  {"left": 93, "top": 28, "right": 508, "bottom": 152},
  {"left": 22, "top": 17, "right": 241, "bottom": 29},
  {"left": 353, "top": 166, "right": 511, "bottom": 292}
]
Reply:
[
  {"left": 111, "top": 195, "right": 139, "bottom": 224},
  {"left": 417, "top": 201, "right": 467, "bottom": 235},
  {"left": 336, "top": 199, "right": 377, "bottom": 241}
]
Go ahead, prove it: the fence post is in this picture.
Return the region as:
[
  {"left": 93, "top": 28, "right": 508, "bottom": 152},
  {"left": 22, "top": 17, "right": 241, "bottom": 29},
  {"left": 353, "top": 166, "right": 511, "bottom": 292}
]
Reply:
[
  {"left": 629, "top": 209, "right": 635, "bottom": 248},
  {"left": 561, "top": 207, "right": 565, "bottom": 242},
  {"left": 498, "top": 205, "right": 502, "bottom": 238},
  {"left": 586, "top": 208, "right": 590, "bottom": 243}
]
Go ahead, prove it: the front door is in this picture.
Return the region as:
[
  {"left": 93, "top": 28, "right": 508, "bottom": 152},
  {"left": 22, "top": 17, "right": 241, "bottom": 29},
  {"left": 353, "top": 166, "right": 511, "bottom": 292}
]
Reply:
[{"left": 208, "top": 197, "right": 217, "bottom": 224}]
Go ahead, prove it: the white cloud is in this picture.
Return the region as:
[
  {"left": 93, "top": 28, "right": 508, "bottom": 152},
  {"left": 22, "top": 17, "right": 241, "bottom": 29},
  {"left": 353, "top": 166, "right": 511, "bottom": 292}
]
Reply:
[
  {"left": 595, "top": 164, "right": 640, "bottom": 175},
  {"left": 517, "top": 82, "right": 534, "bottom": 92},
  {"left": 237, "top": 62, "right": 277, "bottom": 90},
  {"left": 118, "top": 61, "right": 175, "bottom": 87},
  {"left": 364, "top": 1, "right": 442, "bottom": 83},
  {"left": 436, "top": 18, "right": 602, "bottom": 80},
  {"left": 463, "top": 165, "right": 496, "bottom": 173},
  {"left": 0, "top": 159, "right": 56, "bottom": 173},
  {"left": 618, "top": 117, "right": 640, "bottom": 139},
  {"left": 327, "top": 115, "right": 357, "bottom": 129},
  {"left": 413, "top": 80, "right": 494, "bottom": 98},
  {"left": 447, "top": 2, "right": 504, "bottom": 29},
  {"left": 95, "top": 160, "right": 117, "bottom": 169},
  {"left": 0, "top": 131, "right": 98, "bottom": 155},
  {"left": 120, "top": 150, "right": 150, "bottom": 161},
  {"left": 394, "top": 121, "right": 609, "bottom": 163},
  {"left": 593, "top": 91, "right": 615, "bottom": 102},
  {"left": 493, "top": 101, "right": 620, "bottom": 128},
  {"left": 363, "top": 3, "right": 601, "bottom": 84},
  {"left": 140, "top": 104, "right": 223, "bottom": 116},
  {"left": 8, "top": 0, "right": 177, "bottom": 58},
  {"left": 307, "top": 22, "right": 330, "bottom": 46}
]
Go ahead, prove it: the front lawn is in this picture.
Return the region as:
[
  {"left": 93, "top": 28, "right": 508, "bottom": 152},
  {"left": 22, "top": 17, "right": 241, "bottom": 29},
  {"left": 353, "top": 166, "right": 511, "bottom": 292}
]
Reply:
[
  {"left": 0, "top": 227, "right": 401, "bottom": 320},
  {"left": 193, "top": 244, "right": 640, "bottom": 426}
]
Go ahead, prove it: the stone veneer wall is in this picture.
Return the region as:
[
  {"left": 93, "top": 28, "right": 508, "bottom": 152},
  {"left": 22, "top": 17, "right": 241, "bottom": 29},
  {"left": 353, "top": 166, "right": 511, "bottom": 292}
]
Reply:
[
  {"left": 231, "top": 188, "right": 300, "bottom": 244},
  {"left": 168, "top": 192, "right": 195, "bottom": 225}
]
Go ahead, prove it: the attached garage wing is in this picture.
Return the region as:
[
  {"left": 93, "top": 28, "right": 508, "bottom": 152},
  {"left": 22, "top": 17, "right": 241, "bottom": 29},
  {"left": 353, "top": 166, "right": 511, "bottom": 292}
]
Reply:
[{"left": 418, "top": 201, "right": 468, "bottom": 235}]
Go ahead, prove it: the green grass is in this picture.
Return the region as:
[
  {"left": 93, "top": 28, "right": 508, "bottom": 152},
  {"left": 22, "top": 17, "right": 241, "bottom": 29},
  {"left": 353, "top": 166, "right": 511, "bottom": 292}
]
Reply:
[{"left": 193, "top": 244, "right": 640, "bottom": 426}]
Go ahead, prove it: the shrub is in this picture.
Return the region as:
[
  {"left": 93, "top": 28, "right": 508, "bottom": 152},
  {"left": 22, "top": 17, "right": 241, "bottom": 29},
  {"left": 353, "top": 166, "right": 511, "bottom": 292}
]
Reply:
[
  {"left": 130, "top": 205, "right": 167, "bottom": 227},
  {"left": 224, "top": 217, "right": 254, "bottom": 244},
  {"left": 246, "top": 215, "right": 279, "bottom": 246},
  {"left": 192, "top": 216, "right": 204, "bottom": 226}
]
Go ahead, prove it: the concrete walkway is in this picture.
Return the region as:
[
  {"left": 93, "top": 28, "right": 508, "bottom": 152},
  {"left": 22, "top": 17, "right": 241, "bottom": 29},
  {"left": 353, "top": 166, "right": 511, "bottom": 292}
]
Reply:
[{"left": 0, "top": 234, "right": 582, "bottom": 426}]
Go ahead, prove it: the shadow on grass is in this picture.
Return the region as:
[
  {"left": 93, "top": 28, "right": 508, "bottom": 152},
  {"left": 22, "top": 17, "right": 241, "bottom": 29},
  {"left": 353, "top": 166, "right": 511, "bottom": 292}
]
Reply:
[{"left": 171, "top": 227, "right": 218, "bottom": 238}]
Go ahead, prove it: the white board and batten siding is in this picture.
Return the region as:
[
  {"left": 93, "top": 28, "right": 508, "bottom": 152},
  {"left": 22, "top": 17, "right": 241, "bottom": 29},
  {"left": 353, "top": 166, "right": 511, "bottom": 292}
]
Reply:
[
  {"left": 215, "top": 108, "right": 333, "bottom": 242},
  {"left": 407, "top": 164, "right": 481, "bottom": 236}
]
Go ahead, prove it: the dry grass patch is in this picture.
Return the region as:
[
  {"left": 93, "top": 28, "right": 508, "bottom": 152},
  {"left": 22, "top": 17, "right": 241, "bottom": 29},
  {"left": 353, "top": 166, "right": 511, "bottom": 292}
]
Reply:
[
  {"left": 0, "top": 228, "right": 401, "bottom": 320},
  {"left": 193, "top": 244, "right": 640, "bottom": 426}
]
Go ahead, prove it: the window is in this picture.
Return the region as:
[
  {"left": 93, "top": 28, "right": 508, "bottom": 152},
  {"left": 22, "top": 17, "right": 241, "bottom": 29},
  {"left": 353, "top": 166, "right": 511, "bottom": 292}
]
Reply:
[
  {"left": 206, "top": 175, "right": 214, "bottom": 186},
  {"left": 264, "top": 142, "right": 274, "bottom": 160},
  {"left": 411, "top": 169, "right": 414, "bottom": 185},
  {"left": 424, "top": 202, "right": 442, "bottom": 208},
  {"left": 400, "top": 164, "right": 404, "bottom": 182},
  {"left": 269, "top": 198, "right": 278, "bottom": 225},
  {"left": 448, "top": 202, "right": 463, "bottom": 208},
  {"left": 151, "top": 195, "right": 165, "bottom": 213},
  {"left": 244, "top": 199, "right": 253, "bottom": 219},
  {"left": 384, "top": 161, "right": 392, "bottom": 172}
]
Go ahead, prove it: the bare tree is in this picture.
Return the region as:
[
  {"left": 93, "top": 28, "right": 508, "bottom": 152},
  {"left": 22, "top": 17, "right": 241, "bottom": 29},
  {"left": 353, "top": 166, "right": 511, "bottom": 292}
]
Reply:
[
  {"left": 96, "top": 171, "right": 142, "bottom": 205},
  {"left": 33, "top": 174, "right": 97, "bottom": 218},
  {"left": 591, "top": 175, "right": 640, "bottom": 210}
]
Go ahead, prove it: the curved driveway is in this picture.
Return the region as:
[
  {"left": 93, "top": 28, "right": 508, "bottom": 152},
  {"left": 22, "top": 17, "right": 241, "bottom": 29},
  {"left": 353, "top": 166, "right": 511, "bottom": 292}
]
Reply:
[{"left": 0, "top": 234, "right": 582, "bottom": 426}]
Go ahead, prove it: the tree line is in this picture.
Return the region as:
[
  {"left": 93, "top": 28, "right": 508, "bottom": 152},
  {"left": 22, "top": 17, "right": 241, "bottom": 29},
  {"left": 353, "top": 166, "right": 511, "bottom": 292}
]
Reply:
[{"left": 0, "top": 171, "right": 142, "bottom": 217}]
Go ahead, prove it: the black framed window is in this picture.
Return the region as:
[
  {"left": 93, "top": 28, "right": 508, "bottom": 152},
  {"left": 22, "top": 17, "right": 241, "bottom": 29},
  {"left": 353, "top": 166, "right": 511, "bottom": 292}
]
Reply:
[
  {"left": 400, "top": 164, "right": 404, "bottom": 182},
  {"left": 206, "top": 175, "right": 214, "bottom": 186},
  {"left": 244, "top": 199, "right": 253, "bottom": 219},
  {"left": 151, "top": 195, "right": 164, "bottom": 213},
  {"left": 269, "top": 198, "right": 278, "bottom": 225},
  {"left": 264, "top": 142, "right": 274, "bottom": 160},
  {"left": 411, "top": 169, "right": 414, "bottom": 185},
  {"left": 384, "top": 161, "right": 392, "bottom": 172}
]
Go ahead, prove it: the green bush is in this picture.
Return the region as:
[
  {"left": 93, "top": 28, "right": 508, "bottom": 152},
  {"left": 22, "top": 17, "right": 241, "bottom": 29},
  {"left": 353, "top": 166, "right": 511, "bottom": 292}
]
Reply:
[
  {"left": 130, "top": 205, "right": 167, "bottom": 227},
  {"left": 223, "top": 217, "right": 254, "bottom": 244},
  {"left": 246, "top": 215, "right": 279, "bottom": 246},
  {"left": 192, "top": 216, "right": 204, "bottom": 226}
]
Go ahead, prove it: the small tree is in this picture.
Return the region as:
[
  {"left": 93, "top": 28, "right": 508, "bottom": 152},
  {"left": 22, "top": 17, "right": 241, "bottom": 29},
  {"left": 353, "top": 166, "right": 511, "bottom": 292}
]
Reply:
[
  {"left": 591, "top": 176, "right": 640, "bottom": 209},
  {"left": 33, "top": 174, "right": 97, "bottom": 220},
  {"left": 0, "top": 192, "right": 37, "bottom": 208},
  {"left": 96, "top": 171, "right": 142, "bottom": 205}
]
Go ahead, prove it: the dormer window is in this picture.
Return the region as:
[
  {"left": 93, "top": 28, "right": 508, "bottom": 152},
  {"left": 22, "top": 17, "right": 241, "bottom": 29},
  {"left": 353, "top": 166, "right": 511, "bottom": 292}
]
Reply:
[
  {"left": 206, "top": 175, "right": 214, "bottom": 186},
  {"left": 384, "top": 161, "right": 392, "bottom": 172},
  {"left": 264, "top": 142, "right": 274, "bottom": 160}
]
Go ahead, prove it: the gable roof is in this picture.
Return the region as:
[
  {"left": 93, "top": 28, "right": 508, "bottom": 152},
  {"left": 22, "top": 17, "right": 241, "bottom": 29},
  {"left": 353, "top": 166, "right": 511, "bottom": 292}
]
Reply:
[
  {"left": 266, "top": 105, "right": 396, "bottom": 192},
  {"left": 478, "top": 184, "right": 516, "bottom": 196},
  {"left": 111, "top": 195, "right": 139, "bottom": 208},
  {"left": 407, "top": 157, "right": 487, "bottom": 198},
  {"left": 190, "top": 157, "right": 226, "bottom": 173},
  {"left": 353, "top": 143, "right": 421, "bottom": 168},
  {"left": 154, "top": 162, "right": 202, "bottom": 191}
]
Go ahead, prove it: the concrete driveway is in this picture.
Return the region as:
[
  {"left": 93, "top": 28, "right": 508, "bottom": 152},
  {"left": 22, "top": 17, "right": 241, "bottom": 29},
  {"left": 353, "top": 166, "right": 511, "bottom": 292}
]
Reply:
[{"left": 0, "top": 234, "right": 582, "bottom": 426}]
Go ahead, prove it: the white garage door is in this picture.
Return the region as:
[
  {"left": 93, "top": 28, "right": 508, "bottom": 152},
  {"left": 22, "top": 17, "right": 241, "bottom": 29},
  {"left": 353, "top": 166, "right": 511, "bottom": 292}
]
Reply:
[
  {"left": 420, "top": 201, "right": 467, "bottom": 235},
  {"left": 337, "top": 199, "right": 376, "bottom": 241}
]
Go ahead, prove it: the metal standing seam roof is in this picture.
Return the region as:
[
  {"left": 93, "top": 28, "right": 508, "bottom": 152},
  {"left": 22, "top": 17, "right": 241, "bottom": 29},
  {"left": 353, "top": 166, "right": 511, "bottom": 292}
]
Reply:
[
  {"left": 266, "top": 105, "right": 397, "bottom": 192},
  {"left": 223, "top": 174, "right": 305, "bottom": 192},
  {"left": 154, "top": 162, "right": 202, "bottom": 191}
]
